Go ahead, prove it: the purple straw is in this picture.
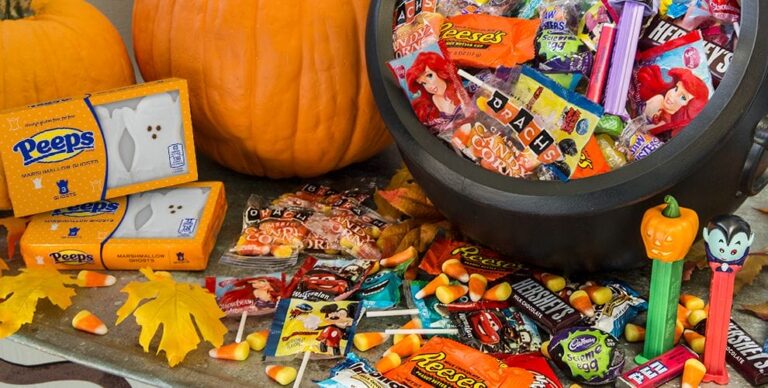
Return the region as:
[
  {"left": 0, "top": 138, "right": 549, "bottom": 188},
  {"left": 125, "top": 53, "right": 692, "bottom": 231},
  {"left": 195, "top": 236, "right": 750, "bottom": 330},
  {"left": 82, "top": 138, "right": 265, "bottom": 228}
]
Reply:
[{"left": 603, "top": 0, "right": 656, "bottom": 117}]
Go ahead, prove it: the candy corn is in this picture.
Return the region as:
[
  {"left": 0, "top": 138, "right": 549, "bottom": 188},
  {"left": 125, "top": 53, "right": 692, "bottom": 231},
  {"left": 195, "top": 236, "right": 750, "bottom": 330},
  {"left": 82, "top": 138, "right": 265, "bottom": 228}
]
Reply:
[
  {"left": 77, "top": 270, "right": 116, "bottom": 287},
  {"left": 483, "top": 282, "right": 512, "bottom": 301},
  {"left": 266, "top": 365, "right": 297, "bottom": 386},
  {"left": 678, "top": 305, "right": 691, "bottom": 328},
  {"left": 246, "top": 330, "right": 269, "bottom": 351},
  {"left": 72, "top": 310, "right": 107, "bottom": 335},
  {"left": 208, "top": 341, "right": 250, "bottom": 361},
  {"left": 582, "top": 285, "right": 613, "bottom": 305},
  {"left": 624, "top": 323, "right": 646, "bottom": 342},
  {"left": 384, "top": 334, "right": 421, "bottom": 358},
  {"left": 468, "top": 273, "right": 487, "bottom": 302},
  {"left": 376, "top": 352, "right": 401, "bottom": 373},
  {"left": 441, "top": 259, "right": 469, "bottom": 283},
  {"left": 380, "top": 246, "right": 418, "bottom": 267},
  {"left": 394, "top": 318, "right": 421, "bottom": 344},
  {"left": 354, "top": 332, "right": 389, "bottom": 352},
  {"left": 674, "top": 319, "right": 685, "bottom": 344},
  {"left": 683, "top": 330, "right": 706, "bottom": 354},
  {"left": 569, "top": 290, "right": 595, "bottom": 317},
  {"left": 415, "top": 273, "right": 449, "bottom": 299},
  {"left": 680, "top": 294, "right": 705, "bottom": 311},
  {"left": 538, "top": 273, "right": 566, "bottom": 292},
  {"left": 540, "top": 340, "right": 550, "bottom": 358},
  {"left": 681, "top": 358, "right": 706, "bottom": 388},
  {"left": 435, "top": 284, "right": 468, "bottom": 304},
  {"left": 687, "top": 309, "right": 707, "bottom": 327}
]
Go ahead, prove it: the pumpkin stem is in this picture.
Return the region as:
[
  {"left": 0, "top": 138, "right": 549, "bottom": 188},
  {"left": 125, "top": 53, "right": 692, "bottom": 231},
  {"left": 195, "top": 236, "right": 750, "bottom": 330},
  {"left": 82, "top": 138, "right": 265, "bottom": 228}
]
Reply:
[
  {"left": 1, "top": 0, "right": 33, "bottom": 20},
  {"left": 661, "top": 195, "right": 680, "bottom": 218}
]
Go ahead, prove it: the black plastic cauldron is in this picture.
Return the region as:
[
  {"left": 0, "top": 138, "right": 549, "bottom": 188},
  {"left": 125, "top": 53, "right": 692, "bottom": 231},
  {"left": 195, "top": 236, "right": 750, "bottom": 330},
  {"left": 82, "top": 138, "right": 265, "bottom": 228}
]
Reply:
[{"left": 366, "top": 0, "right": 768, "bottom": 272}]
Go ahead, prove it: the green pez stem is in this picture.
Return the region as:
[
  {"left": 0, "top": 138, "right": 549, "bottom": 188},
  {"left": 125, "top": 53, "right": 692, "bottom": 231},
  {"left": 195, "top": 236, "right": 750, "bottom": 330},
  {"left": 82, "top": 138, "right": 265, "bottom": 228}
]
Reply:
[{"left": 635, "top": 259, "right": 683, "bottom": 364}]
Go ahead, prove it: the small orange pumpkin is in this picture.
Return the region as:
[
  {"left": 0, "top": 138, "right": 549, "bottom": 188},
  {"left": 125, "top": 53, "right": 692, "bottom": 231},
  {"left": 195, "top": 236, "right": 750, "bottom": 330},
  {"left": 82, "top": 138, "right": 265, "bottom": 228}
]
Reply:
[
  {"left": 131, "top": 0, "right": 391, "bottom": 178},
  {"left": 641, "top": 195, "right": 699, "bottom": 262},
  {"left": 0, "top": 0, "right": 135, "bottom": 208}
]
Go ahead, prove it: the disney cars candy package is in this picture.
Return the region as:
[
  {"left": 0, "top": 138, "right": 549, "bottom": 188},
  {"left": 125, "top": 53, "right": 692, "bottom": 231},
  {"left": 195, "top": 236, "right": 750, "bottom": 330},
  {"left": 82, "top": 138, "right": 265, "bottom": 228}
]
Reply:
[{"left": 0, "top": 79, "right": 198, "bottom": 217}]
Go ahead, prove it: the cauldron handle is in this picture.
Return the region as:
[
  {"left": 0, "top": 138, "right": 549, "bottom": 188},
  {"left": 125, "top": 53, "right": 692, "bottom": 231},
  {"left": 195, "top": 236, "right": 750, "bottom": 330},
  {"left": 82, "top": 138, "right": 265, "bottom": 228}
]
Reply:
[{"left": 740, "top": 115, "right": 768, "bottom": 196}]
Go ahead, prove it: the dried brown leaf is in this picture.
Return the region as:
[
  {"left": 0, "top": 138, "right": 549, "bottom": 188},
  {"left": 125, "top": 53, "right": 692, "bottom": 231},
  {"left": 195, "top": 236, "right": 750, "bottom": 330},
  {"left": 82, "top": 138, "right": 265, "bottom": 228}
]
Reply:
[
  {"left": 734, "top": 255, "right": 768, "bottom": 294},
  {"left": 741, "top": 302, "right": 768, "bottom": 321},
  {"left": 377, "top": 220, "right": 417, "bottom": 257},
  {"left": 378, "top": 187, "right": 441, "bottom": 220}
]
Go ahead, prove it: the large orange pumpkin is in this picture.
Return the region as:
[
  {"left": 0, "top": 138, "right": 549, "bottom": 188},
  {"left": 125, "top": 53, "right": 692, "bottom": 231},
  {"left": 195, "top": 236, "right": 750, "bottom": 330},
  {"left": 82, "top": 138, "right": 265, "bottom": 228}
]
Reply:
[
  {"left": 132, "top": 0, "right": 392, "bottom": 178},
  {"left": 0, "top": 0, "right": 136, "bottom": 209}
]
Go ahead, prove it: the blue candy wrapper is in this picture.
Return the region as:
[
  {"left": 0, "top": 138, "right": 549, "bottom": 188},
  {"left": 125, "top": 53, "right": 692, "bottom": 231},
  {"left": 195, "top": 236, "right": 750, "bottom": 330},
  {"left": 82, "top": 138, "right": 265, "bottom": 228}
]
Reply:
[
  {"left": 583, "top": 280, "right": 648, "bottom": 338},
  {"left": 406, "top": 280, "right": 472, "bottom": 330},
  {"left": 317, "top": 353, "right": 408, "bottom": 388},
  {"left": 448, "top": 301, "right": 542, "bottom": 355},
  {"left": 356, "top": 270, "right": 403, "bottom": 310}
]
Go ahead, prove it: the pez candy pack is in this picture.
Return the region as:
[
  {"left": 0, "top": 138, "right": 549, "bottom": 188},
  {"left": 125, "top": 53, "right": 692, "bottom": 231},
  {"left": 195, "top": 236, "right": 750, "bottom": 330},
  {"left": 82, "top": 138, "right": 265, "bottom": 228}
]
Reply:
[
  {"left": 20, "top": 181, "right": 226, "bottom": 270},
  {"left": 0, "top": 79, "right": 197, "bottom": 216}
]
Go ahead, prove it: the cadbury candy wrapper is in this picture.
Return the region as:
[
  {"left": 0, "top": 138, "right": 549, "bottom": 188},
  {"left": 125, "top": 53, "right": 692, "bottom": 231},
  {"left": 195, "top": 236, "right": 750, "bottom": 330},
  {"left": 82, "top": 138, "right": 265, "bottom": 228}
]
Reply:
[
  {"left": 264, "top": 299, "right": 360, "bottom": 360},
  {"left": 205, "top": 274, "right": 287, "bottom": 317},
  {"left": 447, "top": 301, "right": 541, "bottom": 355},
  {"left": 318, "top": 352, "right": 408, "bottom": 388},
  {"left": 288, "top": 257, "right": 372, "bottom": 302},
  {"left": 548, "top": 327, "right": 625, "bottom": 385}
]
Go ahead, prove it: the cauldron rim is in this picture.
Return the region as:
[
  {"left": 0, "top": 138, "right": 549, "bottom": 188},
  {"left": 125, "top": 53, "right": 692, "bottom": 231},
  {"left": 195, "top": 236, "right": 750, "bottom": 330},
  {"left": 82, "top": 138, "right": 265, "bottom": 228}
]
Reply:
[{"left": 366, "top": 0, "right": 767, "bottom": 215}]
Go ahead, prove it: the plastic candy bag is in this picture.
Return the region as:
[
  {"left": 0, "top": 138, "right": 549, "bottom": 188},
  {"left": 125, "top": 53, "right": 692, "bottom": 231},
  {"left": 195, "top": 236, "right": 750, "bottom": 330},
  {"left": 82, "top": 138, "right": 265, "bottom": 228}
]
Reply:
[{"left": 205, "top": 274, "right": 287, "bottom": 316}]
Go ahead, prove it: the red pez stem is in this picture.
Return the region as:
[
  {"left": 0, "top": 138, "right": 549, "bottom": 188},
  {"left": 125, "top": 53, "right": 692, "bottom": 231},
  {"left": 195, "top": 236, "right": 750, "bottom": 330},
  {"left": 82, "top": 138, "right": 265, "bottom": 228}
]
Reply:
[{"left": 703, "top": 270, "right": 736, "bottom": 384}]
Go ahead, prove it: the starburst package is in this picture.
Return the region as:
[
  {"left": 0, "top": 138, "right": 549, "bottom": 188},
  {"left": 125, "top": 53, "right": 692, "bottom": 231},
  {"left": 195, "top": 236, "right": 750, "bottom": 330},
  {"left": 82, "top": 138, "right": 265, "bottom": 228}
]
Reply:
[
  {"left": 0, "top": 79, "right": 198, "bottom": 217},
  {"left": 20, "top": 181, "right": 226, "bottom": 271}
]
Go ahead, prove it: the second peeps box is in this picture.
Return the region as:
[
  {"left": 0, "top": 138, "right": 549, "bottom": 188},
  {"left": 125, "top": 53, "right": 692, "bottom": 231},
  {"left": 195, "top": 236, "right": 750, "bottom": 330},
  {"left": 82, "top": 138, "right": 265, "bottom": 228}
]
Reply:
[{"left": 0, "top": 79, "right": 197, "bottom": 217}]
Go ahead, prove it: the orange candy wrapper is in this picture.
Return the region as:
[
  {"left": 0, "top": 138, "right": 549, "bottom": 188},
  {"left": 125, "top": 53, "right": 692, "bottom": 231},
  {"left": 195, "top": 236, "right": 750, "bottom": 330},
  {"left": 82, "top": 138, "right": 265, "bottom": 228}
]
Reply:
[
  {"left": 420, "top": 239, "right": 521, "bottom": 281},
  {"left": 384, "top": 337, "right": 534, "bottom": 388},
  {"left": 439, "top": 14, "right": 539, "bottom": 69}
]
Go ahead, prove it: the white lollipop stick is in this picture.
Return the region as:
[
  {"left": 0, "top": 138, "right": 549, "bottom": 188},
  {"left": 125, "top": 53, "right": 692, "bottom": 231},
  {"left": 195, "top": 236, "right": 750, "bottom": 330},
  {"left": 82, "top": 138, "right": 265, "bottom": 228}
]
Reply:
[
  {"left": 366, "top": 309, "right": 418, "bottom": 318},
  {"left": 385, "top": 328, "right": 459, "bottom": 335},
  {"left": 293, "top": 350, "right": 311, "bottom": 388},
  {"left": 235, "top": 311, "right": 247, "bottom": 343}
]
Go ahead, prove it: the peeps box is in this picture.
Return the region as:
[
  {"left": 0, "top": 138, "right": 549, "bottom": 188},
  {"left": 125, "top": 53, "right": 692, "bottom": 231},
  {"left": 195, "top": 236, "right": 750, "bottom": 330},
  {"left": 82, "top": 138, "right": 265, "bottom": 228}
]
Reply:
[
  {"left": 20, "top": 181, "right": 226, "bottom": 271},
  {"left": 0, "top": 79, "right": 198, "bottom": 217}
]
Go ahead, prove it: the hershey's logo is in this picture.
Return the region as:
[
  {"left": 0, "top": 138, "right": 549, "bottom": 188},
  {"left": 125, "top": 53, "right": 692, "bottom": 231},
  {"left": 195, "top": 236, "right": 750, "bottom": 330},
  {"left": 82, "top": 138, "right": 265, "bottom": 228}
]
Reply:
[{"left": 512, "top": 278, "right": 576, "bottom": 320}]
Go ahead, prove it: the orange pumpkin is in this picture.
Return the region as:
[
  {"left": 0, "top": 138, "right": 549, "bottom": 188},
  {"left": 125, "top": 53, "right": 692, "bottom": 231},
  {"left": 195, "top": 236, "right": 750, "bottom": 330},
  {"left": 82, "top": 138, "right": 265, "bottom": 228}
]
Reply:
[
  {"left": 132, "top": 0, "right": 391, "bottom": 178},
  {"left": 0, "top": 0, "right": 136, "bottom": 208},
  {"left": 641, "top": 195, "right": 699, "bottom": 262}
]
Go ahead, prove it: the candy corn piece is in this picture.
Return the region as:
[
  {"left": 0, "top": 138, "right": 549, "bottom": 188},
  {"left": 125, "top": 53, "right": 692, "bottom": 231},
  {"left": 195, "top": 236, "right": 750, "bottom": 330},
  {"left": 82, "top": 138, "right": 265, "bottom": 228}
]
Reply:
[
  {"left": 678, "top": 305, "right": 691, "bottom": 328},
  {"left": 394, "top": 318, "right": 421, "bottom": 344},
  {"left": 441, "top": 259, "right": 469, "bottom": 283},
  {"left": 624, "top": 323, "right": 646, "bottom": 342},
  {"left": 77, "top": 270, "right": 116, "bottom": 287},
  {"left": 415, "top": 273, "right": 449, "bottom": 299},
  {"left": 483, "top": 282, "right": 512, "bottom": 301},
  {"left": 435, "top": 284, "right": 468, "bottom": 304},
  {"left": 683, "top": 330, "right": 706, "bottom": 354},
  {"left": 674, "top": 319, "right": 685, "bottom": 344},
  {"left": 687, "top": 309, "right": 707, "bottom": 327},
  {"left": 367, "top": 260, "right": 381, "bottom": 276},
  {"left": 72, "top": 310, "right": 107, "bottom": 335},
  {"left": 384, "top": 334, "right": 421, "bottom": 358},
  {"left": 540, "top": 340, "right": 550, "bottom": 358},
  {"left": 209, "top": 341, "right": 250, "bottom": 361},
  {"left": 468, "top": 273, "right": 487, "bottom": 302},
  {"left": 569, "top": 290, "right": 595, "bottom": 317},
  {"left": 380, "top": 246, "right": 418, "bottom": 268},
  {"left": 681, "top": 358, "right": 706, "bottom": 388},
  {"left": 376, "top": 352, "right": 401, "bottom": 373},
  {"left": 538, "top": 273, "right": 566, "bottom": 292},
  {"left": 582, "top": 285, "right": 613, "bottom": 305},
  {"left": 246, "top": 330, "right": 269, "bottom": 351},
  {"left": 680, "top": 294, "right": 705, "bottom": 311},
  {"left": 266, "top": 365, "right": 297, "bottom": 386},
  {"left": 354, "top": 332, "right": 389, "bottom": 352}
]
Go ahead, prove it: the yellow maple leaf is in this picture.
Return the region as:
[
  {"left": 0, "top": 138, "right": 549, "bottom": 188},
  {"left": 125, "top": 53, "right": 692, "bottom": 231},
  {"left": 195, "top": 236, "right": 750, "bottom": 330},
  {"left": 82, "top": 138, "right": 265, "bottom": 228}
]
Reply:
[
  {"left": 116, "top": 268, "right": 227, "bottom": 367},
  {"left": 0, "top": 267, "right": 77, "bottom": 338}
]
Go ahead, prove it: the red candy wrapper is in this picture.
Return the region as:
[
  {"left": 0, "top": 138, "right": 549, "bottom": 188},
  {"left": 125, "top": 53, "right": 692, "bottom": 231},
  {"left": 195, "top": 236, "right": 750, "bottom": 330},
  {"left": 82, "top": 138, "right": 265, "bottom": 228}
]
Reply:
[
  {"left": 707, "top": 0, "right": 740, "bottom": 24},
  {"left": 420, "top": 239, "right": 522, "bottom": 281},
  {"left": 288, "top": 257, "right": 372, "bottom": 302},
  {"left": 503, "top": 353, "right": 563, "bottom": 388},
  {"left": 616, "top": 345, "right": 698, "bottom": 387},
  {"left": 205, "top": 274, "right": 287, "bottom": 316}
]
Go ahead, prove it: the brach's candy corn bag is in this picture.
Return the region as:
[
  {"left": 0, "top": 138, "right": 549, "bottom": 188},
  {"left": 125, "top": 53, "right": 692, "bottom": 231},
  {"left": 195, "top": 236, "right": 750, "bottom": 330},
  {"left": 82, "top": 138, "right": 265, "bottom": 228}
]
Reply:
[
  {"left": 629, "top": 31, "right": 714, "bottom": 138},
  {"left": 384, "top": 337, "right": 535, "bottom": 388},
  {"left": 503, "top": 353, "right": 563, "bottom": 388},
  {"left": 271, "top": 184, "right": 368, "bottom": 214},
  {"left": 447, "top": 301, "right": 542, "bottom": 355},
  {"left": 437, "top": 0, "right": 523, "bottom": 17},
  {"left": 288, "top": 257, "right": 372, "bottom": 302},
  {"left": 318, "top": 352, "right": 408, "bottom": 388},
  {"left": 439, "top": 14, "right": 539, "bottom": 69},
  {"left": 388, "top": 41, "right": 474, "bottom": 134},
  {"left": 511, "top": 66, "right": 604, "bottom": 180},
  {"left": 448, "top": 114, "right": 533, "bottom": 177},
  {"left": 420, "top": 239, "right": 521, "bottom": 281},
  {"left": 305, "top": 212, "right": 383, "bottom": 261},
  {"left": 264, "top": 299, "right": 360, "bottom": 360},
  {"left": 393, "top": 0, "right": 439, "bottom": 29},
  {"left": 548, "top": 327, "right": 625, "bottom": 385},
  {"left": 205, "top": 274, "right": 287, "bottom": 316},
  {"left": 393, "top": 12, "right": 444, "bottom": 58}
]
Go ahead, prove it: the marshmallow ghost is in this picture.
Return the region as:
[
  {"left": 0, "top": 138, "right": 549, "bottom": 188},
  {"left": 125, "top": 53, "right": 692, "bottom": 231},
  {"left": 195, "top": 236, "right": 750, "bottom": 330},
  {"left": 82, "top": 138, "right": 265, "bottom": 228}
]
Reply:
[
  {"left": 135, "top": 187, "right": 209, "bottom": 238},
  {"left": 95, "top": 106, "right": 133, "bottom": 188},
  {"left": 121, "top": 93, "right": 184, "bottom": 184},
  {"left": 112, "top": 191, "right": 159, "bottom": 238}
]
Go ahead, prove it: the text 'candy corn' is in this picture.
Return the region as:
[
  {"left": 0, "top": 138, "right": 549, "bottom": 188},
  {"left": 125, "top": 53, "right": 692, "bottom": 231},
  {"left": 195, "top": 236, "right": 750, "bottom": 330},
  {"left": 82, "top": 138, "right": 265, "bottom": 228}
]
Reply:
[
  {"left": 415, "top": 273, "right": 449, "bottom": 300},
  {"left": 209, "top": 342, "right": 250, "bottom": 361},
  {"left": 435, "top": 284, "right": 468, "bottom": 304},
  {"left": 246, "top": 330, "right": 269, "bottom": 351},
  {"left": 468, "top": 273, "right": 487, "bottom": 302},
  {"left": 441, "top": 259, "right": 469, "bottom": 283},
  {"left": 354, "top": 332, "right": 389, "bottom": 352},
  {"left": 266, "top": 365, "right": 297, "bottom": 386},
  {"left": 77, "top": 270, "right": 116, "bottom": 287},
  {"left": 72, "top": 310, "right": 107, "bottom": 335}
]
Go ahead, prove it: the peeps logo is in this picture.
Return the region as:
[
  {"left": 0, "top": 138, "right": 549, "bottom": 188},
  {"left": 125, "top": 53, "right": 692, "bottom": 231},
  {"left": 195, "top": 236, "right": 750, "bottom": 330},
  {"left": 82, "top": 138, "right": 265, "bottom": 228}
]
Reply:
[
  {"left": 49, "top": 250, "right": 93, "bottom": 265},
  {"left": 51, "top": 201, "right": 119, "bottom": 217},
  {"left": 12, "top": 127, "right": 95, "bottom": 166}
]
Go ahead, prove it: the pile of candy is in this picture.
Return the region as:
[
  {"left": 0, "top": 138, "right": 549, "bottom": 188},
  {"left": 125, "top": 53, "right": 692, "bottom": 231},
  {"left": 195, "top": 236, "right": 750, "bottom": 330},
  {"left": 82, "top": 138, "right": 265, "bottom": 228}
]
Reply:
[{"left": 387, "top": 0, "right": 738, "bottom": 180}]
